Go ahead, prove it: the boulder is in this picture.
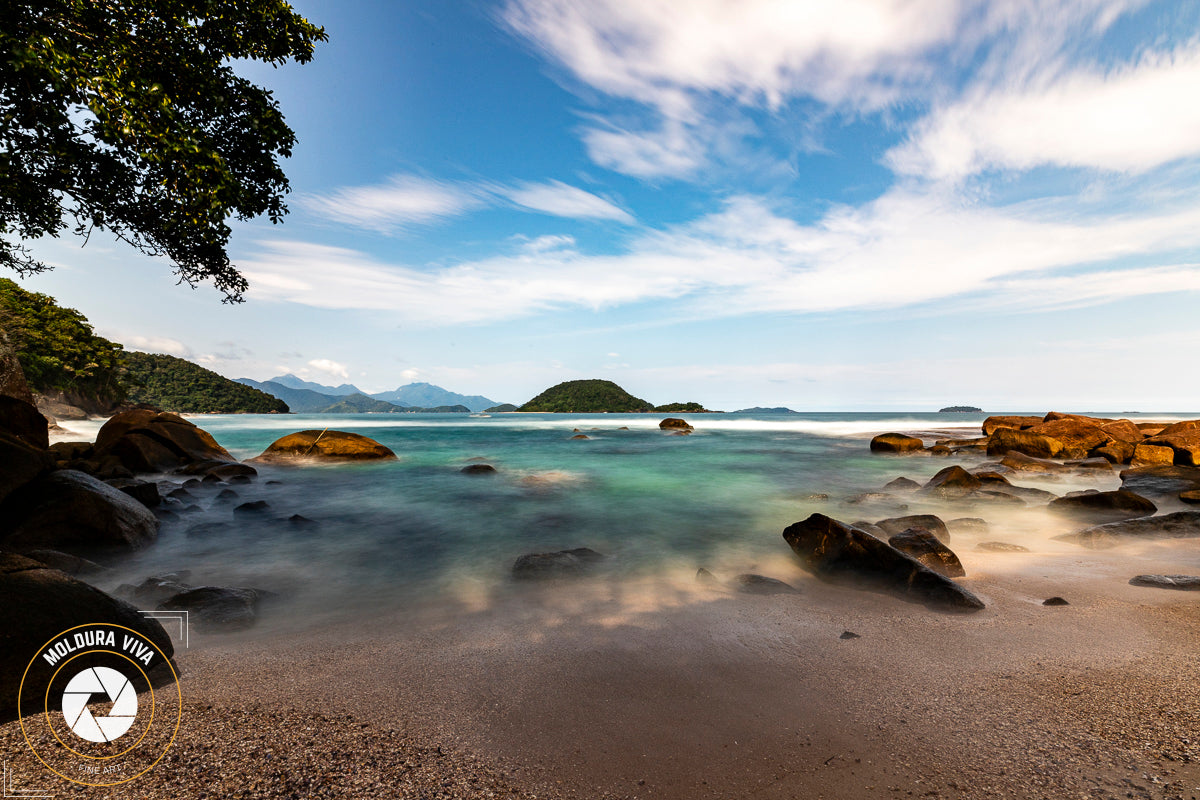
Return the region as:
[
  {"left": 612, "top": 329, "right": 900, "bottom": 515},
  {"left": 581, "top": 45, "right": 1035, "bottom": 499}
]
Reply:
[
  {"left": 1156, "top": 420, "right": 1199, "bottom": 437},
  {"left": 0, "top": 329, "right": 33, "bottom": 404},
  {"left": 0, "top": 396, "right": 48, "bottom": 449},
  {"left": 177, "top": 461, "right": 258, "bottom": 480},
  {"left": 461, "top": 464, "right": 497, "bottom": 475},
  {"left": 919, "top": 465, "right": 981, "bottom": 499},
  {"left": 887, "top": 529, "right": 965, "bottom": 577},
  {"left": 1120, "top": 465, "right": 1200, "bottom": 497},
  {"left": 976, "top": 542, "right": 1029, "bottom": 552},
  {"left": 874, "top": 514, "right": 950, "bottom": 543},
  {"left": 882, "top": 477, "right": 921, "bottom": 492},
  {"left": 1094, "top": 441, "right": 1136, "bottom": 465},
  {"left": 1132, "top": 443, "right": 1176, "bottom": 467},
  {"left": 999, "top": 451, "right": 1069, "bottom": 472},
  {"left": 849, "top": 521, "right": 888, "bottom": 538},
  {"left": 981, "top": 416, "right": 1042, "bottom": 436},
  {"left": 659, "top": 418, "right": 694, "bottom": 431},
  {"left": 969, "top": 490, "right": 1026, "bottom": 505},
  {"left": 104, "top": 477, "right": 162, "bottom": 508},
  {"left": 781, "top": 513, "right": 984, "bottom": 612},
  {"left": 252, "top": 429, "right": 397, "bottom": 463},
  {"left": 0, "top": 553, "right": 173, "bottom": 719},
  {"left": 158, "top": 586, "right": 267, "bottom": 630},
  {"left": 117, "top": 573, "right": 194, "bottom": 606},
  {"left": 1143, "top": 429, "right": 1200, "bottom": 467},
  {"left": 0, "top": 430, "right": 53, "bottom": 506},
  {"left": 986, "top": 427, "right": 1064, "bottom": 459},
  {"left": 1025, "top": 418, "right": 1109, "bottom": 458},
  {"left": 1055, "top": 511, "right": 1200, "bottom": 549},
  {"left": 570, "top": 434, "right": 591, "bottom": 440},
  {"left": 869, "top": 433, "right": 924, "bottom": 453},
  {"left": 733, "top": 574, "right": 799, "bottom": 595},
  {"left": 1043, "top": 597, "right": 1070, "bottom": 606},
  {"left": 512, "top": 548, "right": 606, "bottom": 580},
  {"left": 929, "top": 445, "right": 952, "bottom": 457},
  {"left": 1, "top": 470, "right": 159, "bottom": 553},
  {"left": 35, "top": 395, "right": 89, "bottom": 421},
  {"left": 22, "top": 549, "right": 109, "bottom": 576},
  {"left": 1065, "top": 457, "right": 1114, "bottom": 471},
  {"left": 1098, "top": 420, "right": 1145, "bottom": 444},
  {"left": 94, "top": 410, "right": 236, "bottom": 473},
  {"left": 1128, "top": 575, "right": 1200, "bottom": 591},
  {"left": 1181, "top": 490, "right": 1200, "bottom": 505},
  {"left": 1136, "top": 423, "right": 1168, "bottom": 437},
  {"left": 1047, "top": 490, "right": 1156, "bottom": 524},
  {"left": 947, "top": 517, "right": 989, "bottom": 534},
  {"left": 233, "top": 500, "right": 271, "bottom": 516}
]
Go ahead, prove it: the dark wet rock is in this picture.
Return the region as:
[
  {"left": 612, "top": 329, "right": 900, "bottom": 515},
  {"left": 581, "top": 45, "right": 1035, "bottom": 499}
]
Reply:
[
  {"left": 117, "top": 573, "right": 194, "bottom": 606},
  {"left": 1055, "top": 511, "right": 1200, "bottom": 549},
  {"left": 999, "top": 451, "right": 1069, "bottom": 473},
  {"left": 781, "top": 513, "right": 984, "bottom": 612},
  {"left": 920, "top": 466, "right": 982, "bottom": 499},
  {"left": 0, "top": 395, "right": 49, "bottom": 449},
  {"left": 987, "top": 484, "right": 1057, "bottom": 503},
  {"left": 1128, "top": 574, "right": 1200, "bottom": 591},
  {"left": 158, "top": 586, "right": 268, "bottom": 630},
  {"left": 869, "top": 433, "right": 924, "bottom": 453},
  {"left": 252, "top": 429, "right": 397, "bottom": 463},
  {"left": 104, "top": 477, "right": 161, "bottom": 508},
  {"left": 839, "top": 630, "right": 861, "bottom": 640},
  {"left": 982, "top": 416, "right": 1043, "bottom": 436},
  {"left": 201, "top": 473, "right": 224, "bottom": 485},
  {"left": 850, "top": 521, "right": 887, "bottom": 538},
  {"left": 512, "top": 548, "right": 606, "bottom": 580},
  {"left": 887, "top": 528, "right": 965, "bottom": 578},
  {"left": 22, "top": 549, "right": 109, "bottom": 576},
  {"left": 153, "top": 508, "right": 178, "bottom": 523},
  {"left": 929, "top": 445, "right": 952, "bottom": 457},
  {"left": 874, "top": 514, "right": 950, "bottom": 543},
  {"left": 987, "top": 428, "right": 1064, "bottom": 459},
  {"left": 48, "top": 440, "right": 93, "bottom": 463},
  {"left": 1119, "top": 465, "right": 1200, "bottom": 497},
  {"left": 1042, "top": 596, "right": 1070, "bottom": 606},
  {"left": 976, "top": 542, "right": 1030, "bottom": 553},
  {"left": 178, "top": 461, "right": 258, "bottom": 480},
  {"left": 94, "top": 409, "right": 236, "bottom": 473},
  {"left": 1181, "top": 490, "right": 1200, "bottom": 504},
  {"left": 167, "top": 487, "right": 193, "bottom": 501},
  {"left": 947, "top": 517, "right": 989, "bottom": 534},
  {"left": 0, "top": 553, "right": 173, "bottom": 719},
  {"left": 969, "top": 490, "right": 1026, "bottom": 505},
  {"left": 696, "top": 567, "right": 719, "bottom": 586},
  {"left": 1047, "top": 489, "right": 1157, "bottom": 524},
  {"left": 234, "top": 500, "right": 271, "bottom": 516},
  {"left": 733, "top": 574, "right": 799, "bottom": 595},
  {"left": 181, "top": 504, "right": 202, "bottom": 514},
  {"left": 570, "top": 434, "right": 590, "bottom": 440},
  {"left": 0, "top": 430, "right": 53, "bottom": 506},
  {"left": 659, "top": 418, "right": 694, "bottom": 431},
  {"left": 185, "top": 521, "right": 230, "bottom": 538},
  {"left": 461, "top": 464, "right": 498, "bottom": 475},
  {"left": 214, "top": 488, "right": 239, "bottom": 503},
  {"left": 228, "top": 474, "right": 253, "bottom": 485},
  {"left": 883, "top": 477, "right": 921, "bottom": 492},
  {"left": 287, "top": 514, "right": 319, "bottom": 528},
  {"left": 182, "top": 478, "right": 203, "bottom": 489},
  {"left": 265, "top": 480, "right": 283, "bottom": 486},
  {"left": 0, "top": 470, "right": 158, "bottom": 553}
]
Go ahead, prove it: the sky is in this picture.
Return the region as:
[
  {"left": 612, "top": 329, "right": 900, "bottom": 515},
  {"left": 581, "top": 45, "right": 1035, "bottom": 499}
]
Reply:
[{"left": 13, "top": 0, "right": 1200, "bottom": 410}]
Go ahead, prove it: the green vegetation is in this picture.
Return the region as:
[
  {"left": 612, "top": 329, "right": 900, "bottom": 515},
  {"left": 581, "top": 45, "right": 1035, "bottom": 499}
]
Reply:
[
  {"left": 123, "top": 352, "right": 288, "bottom": 413},
  {"left": 0, "top": 277, "right": 125, "bottom": 405},
  {"left": 654, "top": 402, "right": 709, "bottom": 413},
  {"left": 486, "top": 404, "right": 519, "bottom": 413},
  {"left": 519, "top": 380, "right": 653, "bottom": 413},
  {"left": 0, "top": 1, "right": 325, "bottom": 300},
  {"left": 321, "top": 394, "right": 403, "bottom": 413},
  {"left": 940, "top": 406, "right": 983, "bottom": 413}
]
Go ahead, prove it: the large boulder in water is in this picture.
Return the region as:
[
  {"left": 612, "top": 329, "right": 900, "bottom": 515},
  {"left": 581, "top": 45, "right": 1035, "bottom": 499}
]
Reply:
[
  {"left": 1054, "top": 511, "right": 1200, "bottom": 549},
  {"left": 986, "top": 427, "right": 1064, "bottom": 459},
  {"left": 981, "top": 416, "right": 1042, "bottom": 436},
  {"left": 1024, "top": 418, "right": 1109, "bottom": 459},
  {"left": 870, "top": 433, "right": 924, "bottom": 453},
  {"left": 781, "top": 513, "right": 984, "bottom": 612},
  {"left": 0, "top": 553, "right": 173, "bottom": 720},
  {"left": 1047, "top": 489, "right": 1156, "bottom": 524},
  {"left": 93, "top": 409, "right": 235, "bottom": 473},
  {"left": 887, "top": 529, "right": 966, "bottom": 578},
  {"left": 659, "top": 418, "right": 694, "bottom": 431},
  {"left": 252, "top": 430, "right": 397, "bottom": 463},
  {"left": 919, "top": 466, "right": 981, "bottom": 499},
  {"left": 874, "top": 514, "right": 950, "bottom": 543},
  {"left": 1142, "top": 428, "right": 1200, "bottom": 467},
  {"left": 0, "top": 469, "right": 159, "bottom": 553}
]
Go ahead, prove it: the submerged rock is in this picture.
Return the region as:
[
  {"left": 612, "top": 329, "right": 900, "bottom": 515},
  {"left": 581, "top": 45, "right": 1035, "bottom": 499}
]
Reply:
[
  {"left": 947, "top": 517, "right": 989, "bottom": 535},
  {"left": 1047, "top": 489, "right": 1156, "bottom": 524},
  {"left": 158, "top": 586, "right": 269, "bottom": 630},
  {"left": 733, "top": 574, "right": 799, "bottom": 595},
  {"left": 999, "top": 451, "right": 1069, "bottom": 473},
  {"left": 882, "top": 476, "right": 921, "bottom": 492},
  {"left": 1120, "top": 465, "right": 1200, "bottom": 497},
  {"left": 869, "top": 433, "right": 924, "bottom": 453},
  {"left": 460, "top": 464, "right": 497, "bottom": 475},
  {"left": 512, "top": 548, "right": 606, "bottom": 580},
  {"left": 919, "top": 466, "right": 981, "bottom": 499},
  {"left": 781, "top": 513, "right": 984, "bottom": 612},
  {"left": 253, "top": 430, "right": 397, "bottom": 463},
  {"left": 976, "top": 541, "right": 1030, "bottom": 553},
  {"left": 1055, "top": 511, "right": 1200, "bottom": 549},
  {"left": 1129, "top": 574, "right": 1200, "bottom": 591}
]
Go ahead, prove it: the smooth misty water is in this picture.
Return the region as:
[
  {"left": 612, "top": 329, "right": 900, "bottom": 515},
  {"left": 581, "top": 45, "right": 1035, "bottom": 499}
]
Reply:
[{"left": 78, "top": 411, "right": 1184, "bottom": 626}]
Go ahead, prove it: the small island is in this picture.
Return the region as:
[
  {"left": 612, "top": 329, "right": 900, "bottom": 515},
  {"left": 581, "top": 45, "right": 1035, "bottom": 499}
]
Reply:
[
  {"left": 518, "top": 379, "right": 712, "bottom": 413},
  {"left": 939, "top": 405, "right": 983, "bottom": 413},
  {"left": 737, "top": 407, "right": 799, "bottom": 414}
]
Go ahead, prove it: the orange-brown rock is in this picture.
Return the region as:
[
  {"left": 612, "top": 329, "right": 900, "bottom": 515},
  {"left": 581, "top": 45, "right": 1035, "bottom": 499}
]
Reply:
[
  {"left": 981, "top": 416, "right": 1042, "bottom": 436},
  {"left": 1133, "top": 443, "right": 1176, "bottom": 467},
  {"left": 1042, "top": 412, "right": 1113, "bottom": 424},
  {"left": 1144, "top": 428, "right": 1200, "bottom": 467},
  {"left": 1157, "top": 420, "right": 1199, "bottom": 437},
  {"left": 869, "top": 433, "right": 924, "bottom": 453},
  {"left": 658, "top": 418, "right": 694, "bottom": 431},
  {"left": 1094, "top": 440, "right": 1136, "bottom": 464},
  {"left": 1025, "top": 418, "right": 1109, "bottom": 459},
  {"left": 253, "top": 430, "right": 397, "bottom": 462},
  {"left": 986, "top": 427, "right": 1064, "bottom": 459},
  {"left": 1136, "top": 423, "right": 1167, "bottom": 436},
  {"left": 1098, "top": 419, "right": 1144, "bottom": 444},
  {"left": 999, "top": 451, "right": 1070, "bottom": 472},
  {"left": 94, "top": 410, "right": 235, "bottom": 473}
]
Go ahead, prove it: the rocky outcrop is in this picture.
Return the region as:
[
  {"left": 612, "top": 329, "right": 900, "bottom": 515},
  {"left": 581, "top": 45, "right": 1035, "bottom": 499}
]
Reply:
[
  {"left": 887, "top": 529, "right": 966, "bottom": 577},
  {"left": 0, "top": 469, "right": 159, "bottom": 553},
  {"left": 0, "top": 329, "right": 32, "bottom": 404},
  {"left": 93, "top": 409, "right": 235, "bottom": 473},
  {"left": 252, "top": 429, "right": 397, "bottom": 463},
  {"left": 1133, "top": 443, "right": 1176, "bottom": 466},
  {"left": 986, "top": 427, "right": 1064, "bottom": 459},
  {"left": 1047, "top": 490, "right": 1156, "bottom": 524},
  {"left": 0, "top": 553, "right": 173, "bottom": 719},
  {"left": 1142, "top": 429, "right": 1200, "bottom": 467},
  {"left": 1055, "top": 511, "right": 1200, "bottom": 549},
  {"left": 781, "top": 513, "right": 984, "bottom": 611},
  {"left": 981, "top": 416, "right": 1042, "bottom": 436},
  {"left": 659, "top": 418, "right": 694, "bottom": 431},
  {"left": 512, "top": 548, "right": 606, "bottom": 580},
  {"left": 1024, "top": 418, "right": 1109, "bottom": 459},
  {"left": 870, "top": 433, "right": 924, "bottom": 453}
]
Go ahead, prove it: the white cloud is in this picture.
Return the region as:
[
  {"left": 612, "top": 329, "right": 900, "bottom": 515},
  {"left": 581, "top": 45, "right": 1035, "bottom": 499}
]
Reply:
[
  {"left": 504, "top": 180, "right": 634, "bottom": 222},
  {"left": 300, "top": 176, "right": 481, "bottom": 232},
  {"left": 306, "top": 359, "right": 350, "bottom": 381},
  {"left": 582, "top": 123, "right": 704, "bottom": 179},
  {"left": 888, "top": 44, "right": 1200, "bottom": 181},
  {"left": 119, "top": 335, "right": 192, "bottom": 358},
  {"left": 399, "top": 368, "right": 421, "bottom": 382}
]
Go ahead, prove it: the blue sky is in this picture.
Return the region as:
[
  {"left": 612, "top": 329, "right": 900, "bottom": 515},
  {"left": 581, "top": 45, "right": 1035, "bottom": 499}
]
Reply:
[{"left": 15, "top": 0, "right": 1200, "bottom": 410}]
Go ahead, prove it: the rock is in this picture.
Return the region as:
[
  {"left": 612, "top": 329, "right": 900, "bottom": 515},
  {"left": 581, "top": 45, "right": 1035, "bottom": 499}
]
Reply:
[
  {"left": 986, "top": 427, "right": 1064, "bottom": 459},
  {"left": 929, "top": 445, "right": 952, "bottom": 457},
  {"left": 733, "top": 574, "right": 799, "bottom": 594},
  {"left": 1025, "top": 418, "right": 1109, "bottom": 458},
  {"left": 1181, "top": 490, "right": 1200, "bottom": 504},
  {"left": 869, "top": 433, "right": 924, "bottom": 453},
  {"left": 117, "top": 573, "right": 194, "bottom": 606},
  {"left": 35, "top": 395, "right": 88, "bottom": 421},
  {"left": 0, "top": 553, "right": 174, "bottom": 719},
  {"left": 969, "top": 490, "right": 1027, "bottom": 505},
  {"left": 947, "top": 517, "right": 989, "bottom": 534},
  {"left": 981, "top": 416, "right": 1043, "bottom": 436},
  {"left": 882, "top": 477, "right": 921, "bottom": 492},
  {"left": 0, "top": 329, "right": 33, "bottom": 404},
  {"left": 104, "top": 477, "right": 161, "bottom": 508},
  {"left": 201, "top": 473, "right": 224, "bottom": 485},
  {"left": 228, "top": 474, "right": 253, "bottom": 485},
  {"left": 0, "top": 430, "right": 53, "bottom": 506},
  {"left": 214, "top": 488, "right": 239, "bottom": 503},
  {"left": 0, "top": 470, "right": 159, "bottom": 552},
  {"left": 1143, "top": 429, "right": 1200, "bottom": 467},
  {"left": 1098, "top": 420, "right": 1145, "bottom": 444},
  {"left": 1132, "top": 443, "right": 1177, "bottom": 467},
  {"left": 1042, "top": 597, "right": 1070, "bottom": 606},
  {"left": 1120, "top": 465, "right": 1200, "bottom": 497},
  {"left": 49, "top": 440, "right": 93, "bottom": 462},
  {"left": 22, "top": 549, "right": 109, "bottom": 576},
  {"left": 986, "top": 483, "right": 1058, "bottom": 503},
  {"left": 874, "top": 514, "right": 950, "bottom": 543},
  {"left": 1128, "top": 574, "right": 1200, "bottom": 591},
  {"left": 177, "top": 461, "right": 258, "bottom": 480},
  {"left": 920, "top": 466, "right": 982, "bottom": 499},
  {"left": 1055, "top": 511, "right": 1200, "bottom": 549},
  {"left": 512, "top": 548, "right": 606, "bottom": 580},
  {"left": 887, "top": 529, "right": 965, "bottom": 577},
  {"left": 976, "top": 542, "right": 1029, "bottom": 552},
  {"left": 252, "top": 429, "right": 397, "bottom": 463},
  {"left": 999, "top": 451, "right": 1069, "bottom": 472},
  {"left": 570, "top": 434, "right": 590, "bottom": 440},
  {"left": 843, "top": 493, "right": 908, "bottom": 512},
  {"left": 94, "top": 409, "right": 236, "bottom": 473},
  {"left": 850, "top": 521, "right": 888, "bottom": 538},
  {"left": 1157, "top": 420, "right": 1199, "bottom": 437},
  {"left": 1136, "top": 423, "right": 1168, "bottom": 437},
  {"left": 233, "top": 500, "right": 271, "bottom": 516},
  {"left": 696, "top": 567, "right": 719, "bottom": 586},
  {"left": 461, "top": 464, "right": 497, "bottom": 475},
  {"left": 659, "top": 418, "right": 694, "bottom": 431},
  {"left": 0, "top": 396, "right": 48, "bottom": 449},
  {"left": 1065, "top": 457, "right": 1114, "bottom": 471},
  {"left": 159, "top": 586, "right": 267, "bottom": 630},
  {"left": 781, "top": 513, "right": 984, "bottom": 612},
  {"left": 1094, "top": 440, "right": 1136, "bottom": 465},
  {"left": 1047, "top": 490, "right": 1157, "bottom": 524},
  {"left": 185, "top": 521, "right": 230, "bottom": 538},
  {"left": 839, "top": 630, "right": 861, "bottom": 640},
  {"left": 167, "top": 487, "right": 193, "bottom": 501}
]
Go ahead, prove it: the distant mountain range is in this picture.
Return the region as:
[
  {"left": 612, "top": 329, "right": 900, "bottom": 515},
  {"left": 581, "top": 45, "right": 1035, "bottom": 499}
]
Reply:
[{"left": 235, "top": 375, "right": 501, "bottom": 413}]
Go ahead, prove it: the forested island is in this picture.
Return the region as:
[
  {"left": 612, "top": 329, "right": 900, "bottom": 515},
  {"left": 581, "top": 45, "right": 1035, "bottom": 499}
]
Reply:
[{"left": 518, "top": 379, "right": 712, "bottom": 413}]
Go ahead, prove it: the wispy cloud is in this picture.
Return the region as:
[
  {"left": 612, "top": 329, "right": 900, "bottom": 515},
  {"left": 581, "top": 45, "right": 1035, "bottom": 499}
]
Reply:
[
  {"left": 503, "top": 180, "right": 634, "bottom": 222},
  {"left": 118, "top": 334, "right": 193, "bottom": 358}
]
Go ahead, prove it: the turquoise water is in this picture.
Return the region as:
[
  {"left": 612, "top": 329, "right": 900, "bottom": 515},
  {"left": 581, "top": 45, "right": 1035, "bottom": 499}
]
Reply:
[{"left": 88, "top": 411, "right": 1182, "bottom": 624}]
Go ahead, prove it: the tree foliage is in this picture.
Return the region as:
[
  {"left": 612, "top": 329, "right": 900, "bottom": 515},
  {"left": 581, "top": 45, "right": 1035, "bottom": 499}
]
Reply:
[
  {"left": 0, "top": 276, "right": 125, "bottom": 402},
  {"left": 519, "top": 380, "right": 653, "bottom": 413},
  {"left": 123, "top": 350, "right": 288, "bottom": 413},
  {"left": 0, "top": 1, "right": 325, "bottom": 300}
]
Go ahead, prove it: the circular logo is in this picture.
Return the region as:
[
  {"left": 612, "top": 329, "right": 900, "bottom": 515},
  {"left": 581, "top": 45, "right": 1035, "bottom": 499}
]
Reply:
[{"left": 18, "top": 624, "right": 181, "bottom": 787}]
